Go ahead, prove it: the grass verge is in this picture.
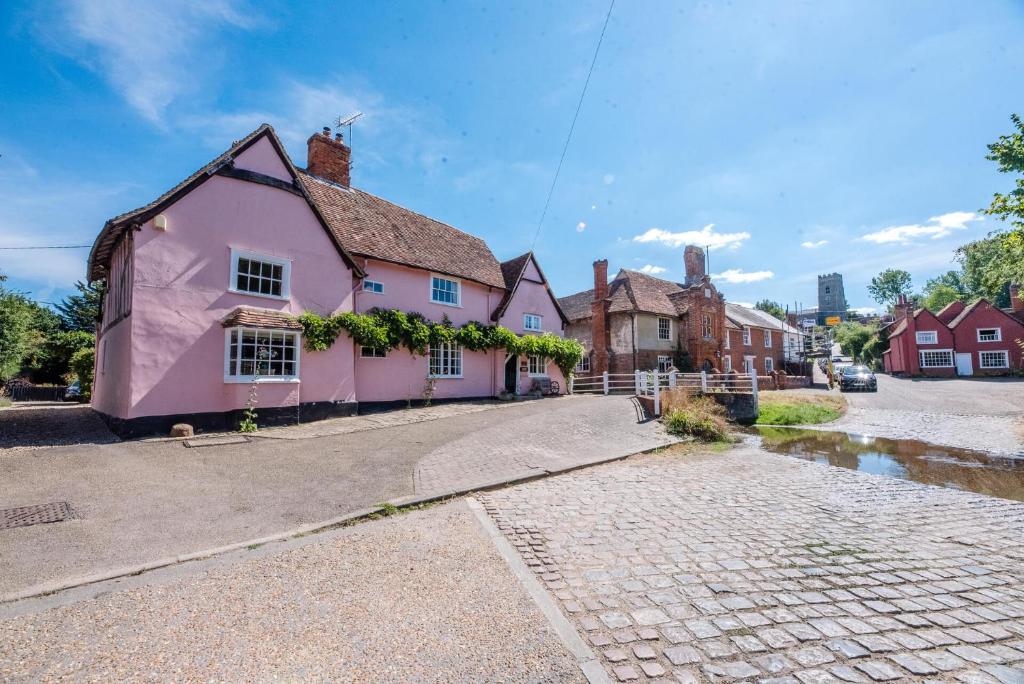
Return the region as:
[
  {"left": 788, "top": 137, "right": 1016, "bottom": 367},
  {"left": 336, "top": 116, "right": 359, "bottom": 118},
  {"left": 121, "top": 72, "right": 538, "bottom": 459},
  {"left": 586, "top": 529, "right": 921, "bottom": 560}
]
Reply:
[{"left": 757, "top": 392, "right": 845, "bottom": 425}]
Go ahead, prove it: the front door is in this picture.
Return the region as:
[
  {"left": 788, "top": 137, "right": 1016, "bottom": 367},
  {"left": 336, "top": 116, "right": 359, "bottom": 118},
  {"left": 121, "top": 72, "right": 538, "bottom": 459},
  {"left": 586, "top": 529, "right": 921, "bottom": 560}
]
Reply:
[
  {"left": 955, "top": 353, "right": 973, "bottom": 376},
  {"left": 504, "top": 355, "right": 518, "bottom": 393}
]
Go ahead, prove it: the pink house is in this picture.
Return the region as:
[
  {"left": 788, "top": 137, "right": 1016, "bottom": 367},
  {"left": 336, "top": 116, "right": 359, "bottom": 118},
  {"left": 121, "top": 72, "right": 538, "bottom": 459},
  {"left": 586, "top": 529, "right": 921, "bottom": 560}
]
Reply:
[{"left": 88, "top": 125, "right": 568, "bottom": 437}]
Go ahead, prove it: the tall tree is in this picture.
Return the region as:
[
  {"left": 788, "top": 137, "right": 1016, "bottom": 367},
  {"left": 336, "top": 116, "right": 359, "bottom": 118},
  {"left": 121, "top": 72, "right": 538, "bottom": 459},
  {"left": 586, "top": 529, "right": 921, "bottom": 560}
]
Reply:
[
  {"left": 754, "top": 299, "right": 786, "bottom": 320},
  {"left": 921, "top": 270, "right": 969, "bottom": 312},
  {"left": 976, "top": 113, "right": 1024, "bottom": 286},
  {"left": 55, "top": 280, "right": 103, "bottom": 333},
  {"left": 0, "top": 287, "right": 34, "bottom": 381},
  {"left": 867, "top": 269, "right": 913, "bottom": 309},
  {"left": 956, "top": 236, "right": 1012, "bottom": 307}
]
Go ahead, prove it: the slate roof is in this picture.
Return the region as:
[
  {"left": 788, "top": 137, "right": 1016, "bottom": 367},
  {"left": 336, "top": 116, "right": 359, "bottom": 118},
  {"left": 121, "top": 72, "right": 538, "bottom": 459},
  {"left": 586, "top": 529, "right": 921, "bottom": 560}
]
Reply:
[
  {"left": 220, "top": 307, "right": 303, "bottom": 330},
  {"left": 724, "top": 303, "right": 784, "bottom": 330},
  {"left": 300, "top": 172, "right": 506, "bottom": 289}
]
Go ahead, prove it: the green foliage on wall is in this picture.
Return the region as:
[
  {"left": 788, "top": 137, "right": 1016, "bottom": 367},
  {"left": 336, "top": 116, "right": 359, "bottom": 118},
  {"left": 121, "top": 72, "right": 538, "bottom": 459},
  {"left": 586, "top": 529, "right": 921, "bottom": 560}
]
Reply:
[{"left": 298, "top": 308, "right": 584, "bottom": 377}]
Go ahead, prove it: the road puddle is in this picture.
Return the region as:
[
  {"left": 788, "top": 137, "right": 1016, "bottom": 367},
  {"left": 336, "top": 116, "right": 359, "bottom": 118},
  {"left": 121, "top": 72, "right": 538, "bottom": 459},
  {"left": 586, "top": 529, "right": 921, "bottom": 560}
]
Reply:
[{"left": 754, "top": 427, "right": 1024, "bottom": 502}]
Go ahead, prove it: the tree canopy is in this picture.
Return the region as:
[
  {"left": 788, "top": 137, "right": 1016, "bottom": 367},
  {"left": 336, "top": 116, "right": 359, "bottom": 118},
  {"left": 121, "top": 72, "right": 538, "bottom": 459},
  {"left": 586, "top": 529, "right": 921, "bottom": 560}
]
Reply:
[
  {"left": 55, "top": 281, "right": 103, "bottom": 333},
  {"left": 867, "top": 269, "right": 913, "bottom": 308},
  {"left": 974, "top": 113, "right": 1024, "bottom": 288},
  {"left": 754, "top": 299, "right": 786, "bottom": 321}
]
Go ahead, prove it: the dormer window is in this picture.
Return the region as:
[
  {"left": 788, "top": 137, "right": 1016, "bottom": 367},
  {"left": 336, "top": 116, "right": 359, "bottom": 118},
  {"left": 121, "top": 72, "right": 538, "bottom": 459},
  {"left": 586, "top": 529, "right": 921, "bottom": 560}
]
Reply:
[
  {"left": 916, "top": 331, "right": 937, "bottom": 345},
  {"left": 230, "top": 249, "right": 290, "bottom": 300},
  {"left": 977, "top": 328, "right": 1001, "bottom": 342},
  {"left": 524, "top": 313, "right": 542, "bottom": 331}
]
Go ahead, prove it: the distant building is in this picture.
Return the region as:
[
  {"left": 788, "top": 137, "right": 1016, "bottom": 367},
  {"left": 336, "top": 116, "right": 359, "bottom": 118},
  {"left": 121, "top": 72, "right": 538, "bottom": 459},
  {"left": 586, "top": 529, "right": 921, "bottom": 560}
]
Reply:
[{"left": 817, "top": 273, "right": 847, "bottom": 324}]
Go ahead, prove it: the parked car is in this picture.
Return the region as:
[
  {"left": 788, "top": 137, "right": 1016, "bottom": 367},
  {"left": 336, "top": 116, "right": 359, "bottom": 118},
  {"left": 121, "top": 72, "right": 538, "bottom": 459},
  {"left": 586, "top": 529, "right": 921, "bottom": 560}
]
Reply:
[
  {"left": 839, "top": 365, "right": 877, "bottom": 392},
  {"left": 64, "top": 381, "right": 81, "bottom": 401}
]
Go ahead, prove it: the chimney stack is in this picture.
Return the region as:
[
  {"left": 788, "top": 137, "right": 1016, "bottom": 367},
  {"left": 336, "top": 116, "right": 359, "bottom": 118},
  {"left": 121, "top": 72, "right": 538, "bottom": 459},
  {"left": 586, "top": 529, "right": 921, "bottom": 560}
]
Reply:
[
  {"left": 1011, "top": 284, "right": 1023, "bottom": 313},
  {"left": 591, "top": 260, "right": 610, "bottom": 375},
  {"left": 684, "top": 245, "right": 706, "bottom": 286},
  {"left": 307, "top": 128, "right": 351, "bottom": 187}
]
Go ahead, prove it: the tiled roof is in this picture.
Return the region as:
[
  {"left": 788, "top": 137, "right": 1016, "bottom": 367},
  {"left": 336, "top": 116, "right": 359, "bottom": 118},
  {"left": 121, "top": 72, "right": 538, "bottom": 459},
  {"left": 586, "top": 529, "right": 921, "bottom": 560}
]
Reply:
[
  {"left": 221, "top": 307, "right": 303, "bottom": 330},
  {"left": 558, "top": 289, "right": 595, "bottom": 321},
  {"left": 300, "top": 172, "right": 506, "bottom": 289},
  {"left": 500, "top": 253, "right": 532, "bottom": 290},
  {"left": 608, "top": 269, "right": 686, "bottom": 316},
  {"left": 725, "top": 303, "right": 784, "bottom": 330},
  {"left": 946, "top": 299, "right": 984, "bottom": 329},
  {"left": 887, "top": 319, "right": 908, "bottom": 338},
  {"left": 490, "top": 252, "right": 569, "bottom": 325}
]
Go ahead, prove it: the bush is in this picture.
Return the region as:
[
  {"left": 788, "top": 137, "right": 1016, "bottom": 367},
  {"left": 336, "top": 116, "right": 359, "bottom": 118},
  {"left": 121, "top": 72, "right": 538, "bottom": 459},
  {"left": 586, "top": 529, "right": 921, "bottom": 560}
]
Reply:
[
  {"left": 69, "top": 346, "right": 95, "bottom": 401},
  {"left": 661, "top": 393, "right": 729, "bottom": 442}
]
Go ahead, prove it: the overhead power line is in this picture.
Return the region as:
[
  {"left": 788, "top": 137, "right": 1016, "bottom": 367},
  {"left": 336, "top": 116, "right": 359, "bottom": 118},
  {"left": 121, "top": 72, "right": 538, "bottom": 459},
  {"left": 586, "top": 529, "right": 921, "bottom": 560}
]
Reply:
[
  {"left": 0, "top": 245, "right": 91, "bottom": 250},
  {"left": 529, "top": 0, "right": 616, "bottom": 252}
]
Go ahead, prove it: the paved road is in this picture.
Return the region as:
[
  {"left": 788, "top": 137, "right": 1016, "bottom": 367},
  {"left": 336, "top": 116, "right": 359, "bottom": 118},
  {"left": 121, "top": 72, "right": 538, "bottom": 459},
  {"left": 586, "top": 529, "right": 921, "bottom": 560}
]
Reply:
[
  {"left": 0, "top": 395, "right": 672, "bottom": 598},
  {"left": 828, "top": 375, "right": 1024, "bottom": 456},
  {"left": 0, "top": 500, "right": 584, "bottom": 683},
  {"left": 483, "top": 444, "right": 1024, "bottom": 683}
]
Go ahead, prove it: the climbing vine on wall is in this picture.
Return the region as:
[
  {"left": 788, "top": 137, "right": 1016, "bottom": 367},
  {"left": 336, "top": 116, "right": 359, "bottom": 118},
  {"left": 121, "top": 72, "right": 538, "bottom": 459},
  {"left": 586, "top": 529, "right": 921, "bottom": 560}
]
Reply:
[{"left": 297, "top": 308, "right": 584, "bottom": 377}]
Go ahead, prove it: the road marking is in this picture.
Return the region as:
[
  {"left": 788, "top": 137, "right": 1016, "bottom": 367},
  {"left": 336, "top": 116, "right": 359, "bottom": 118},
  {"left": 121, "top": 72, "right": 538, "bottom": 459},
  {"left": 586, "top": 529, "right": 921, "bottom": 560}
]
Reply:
[{"left": 466, "top": 496, "right": 610, "bottom": 684}]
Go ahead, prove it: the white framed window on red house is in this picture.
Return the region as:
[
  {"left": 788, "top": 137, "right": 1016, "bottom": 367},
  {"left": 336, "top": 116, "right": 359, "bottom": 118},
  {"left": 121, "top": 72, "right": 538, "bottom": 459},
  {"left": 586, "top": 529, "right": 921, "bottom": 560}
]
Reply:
[
  {"left": 918, "top": 349, "right": 953, "bottom": 368},
  {"left": 979, "top": 350, "right": 1009, "bottom": 369}
]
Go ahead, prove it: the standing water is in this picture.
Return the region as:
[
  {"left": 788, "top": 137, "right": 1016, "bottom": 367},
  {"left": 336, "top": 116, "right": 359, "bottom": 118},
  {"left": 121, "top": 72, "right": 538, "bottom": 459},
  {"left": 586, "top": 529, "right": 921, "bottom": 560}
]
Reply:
[{"left": 755, "top": 427, "right": 1024, "bottom": 502}]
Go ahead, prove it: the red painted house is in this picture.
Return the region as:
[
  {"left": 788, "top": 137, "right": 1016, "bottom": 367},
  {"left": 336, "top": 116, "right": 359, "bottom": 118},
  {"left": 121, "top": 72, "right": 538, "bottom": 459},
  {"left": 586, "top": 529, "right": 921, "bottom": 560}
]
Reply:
[{"left": 883, "top": 288, "right": 1024, "bottom": 376}]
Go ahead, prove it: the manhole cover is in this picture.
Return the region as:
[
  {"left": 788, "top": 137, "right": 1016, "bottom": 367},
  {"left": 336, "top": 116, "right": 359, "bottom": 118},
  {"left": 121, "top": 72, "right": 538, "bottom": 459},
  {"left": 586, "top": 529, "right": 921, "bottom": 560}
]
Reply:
[{"left": 0, "top": 502, "right": 73, "bottom": 530}]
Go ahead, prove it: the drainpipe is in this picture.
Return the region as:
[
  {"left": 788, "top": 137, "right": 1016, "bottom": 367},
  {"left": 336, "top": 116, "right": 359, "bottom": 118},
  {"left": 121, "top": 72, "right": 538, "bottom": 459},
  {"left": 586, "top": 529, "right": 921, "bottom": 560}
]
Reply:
[{"left": 631, "top": 313, "right": 638, "bottom": 372}]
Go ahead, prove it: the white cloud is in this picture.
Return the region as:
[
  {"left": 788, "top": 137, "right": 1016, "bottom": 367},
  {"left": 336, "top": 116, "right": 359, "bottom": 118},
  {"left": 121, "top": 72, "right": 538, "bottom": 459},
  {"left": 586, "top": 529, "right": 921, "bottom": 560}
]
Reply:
[
  {"left": 639, "top": 265, "right": 666, "bottom": 275},
  {"left": 800, "top": 239, "right": 828, "bottom": 249},
  {"left": 851, "top": 306, "right": 877, "bottom": 315},
  {"left": 633, "top": 223, "right": 751, "bottom": 251},
  {"left": 710, "top": 268, "right": 774, "bottom": 284},
  {"left": 859, "top": 211, "right": 983, "bottom": 245},
  {"left": 47, "top": 1, "right": 262, "bottom": 125},
  {"left": 576, "top": 222, "right": 587, "bottom": 233}
]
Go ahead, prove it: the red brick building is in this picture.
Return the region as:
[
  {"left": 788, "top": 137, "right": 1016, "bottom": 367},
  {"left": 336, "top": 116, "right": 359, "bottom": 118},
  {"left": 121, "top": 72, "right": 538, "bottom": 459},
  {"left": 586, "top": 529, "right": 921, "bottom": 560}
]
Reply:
[
  {"left": 558, "top": 246, "right": 785, "bottom": 376},
  {"left": 883, "top": 288, "right": 1024, "bottom": 376}
]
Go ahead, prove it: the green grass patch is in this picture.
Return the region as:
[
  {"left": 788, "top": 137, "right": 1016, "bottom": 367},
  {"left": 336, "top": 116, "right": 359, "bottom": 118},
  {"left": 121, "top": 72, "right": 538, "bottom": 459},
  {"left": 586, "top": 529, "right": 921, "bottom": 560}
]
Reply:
[
  {"left": 757, "top": 393, "right": 845, "bottom": 425},
  {"left": 0, "top": 397, "right": 11, "bottom": 408}
]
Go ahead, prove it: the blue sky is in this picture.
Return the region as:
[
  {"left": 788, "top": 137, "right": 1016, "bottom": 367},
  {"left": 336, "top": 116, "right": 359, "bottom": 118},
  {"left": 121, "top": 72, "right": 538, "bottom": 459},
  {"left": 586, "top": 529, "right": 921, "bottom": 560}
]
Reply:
[{"left": 1, "top": 1, "right": 1022, "bottom": 313}]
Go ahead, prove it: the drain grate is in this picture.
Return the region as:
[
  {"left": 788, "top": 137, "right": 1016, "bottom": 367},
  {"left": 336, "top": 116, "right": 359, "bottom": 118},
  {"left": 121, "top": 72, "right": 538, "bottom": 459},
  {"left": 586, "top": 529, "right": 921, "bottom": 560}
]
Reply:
[{"left": 0, "top": 502, "right": 73, "bottom": 530}]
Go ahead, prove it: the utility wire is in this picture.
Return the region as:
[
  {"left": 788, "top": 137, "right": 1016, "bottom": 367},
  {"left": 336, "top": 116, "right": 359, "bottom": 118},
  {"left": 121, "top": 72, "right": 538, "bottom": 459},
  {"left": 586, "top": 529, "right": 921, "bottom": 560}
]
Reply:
[
  {"left": 0, "top": 245, "right": 90, "bottom": 250},
  {"left": 529, "top": 0, "right": 616, "bottom": 252}
]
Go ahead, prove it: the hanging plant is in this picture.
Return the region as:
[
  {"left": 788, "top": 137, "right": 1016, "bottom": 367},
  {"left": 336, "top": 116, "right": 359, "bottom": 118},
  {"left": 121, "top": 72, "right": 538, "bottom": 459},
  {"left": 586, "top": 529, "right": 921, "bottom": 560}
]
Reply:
[{"left": 297, "top": 308, "right": 584, "bottom": 377}]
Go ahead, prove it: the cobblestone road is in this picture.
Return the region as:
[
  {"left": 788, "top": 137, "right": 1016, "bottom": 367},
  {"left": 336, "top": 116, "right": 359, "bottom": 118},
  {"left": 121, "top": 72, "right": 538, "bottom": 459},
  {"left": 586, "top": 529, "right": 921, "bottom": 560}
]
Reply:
[{"left": 482, "top": 446, "right": 1024, "bottom": 683}]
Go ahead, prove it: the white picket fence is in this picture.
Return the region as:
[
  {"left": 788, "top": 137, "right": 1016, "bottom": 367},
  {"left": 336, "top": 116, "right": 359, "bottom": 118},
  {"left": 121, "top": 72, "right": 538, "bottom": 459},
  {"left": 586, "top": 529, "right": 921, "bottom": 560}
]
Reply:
[{"left": 570, "top": 369, "right": 759, "bottom": 417}]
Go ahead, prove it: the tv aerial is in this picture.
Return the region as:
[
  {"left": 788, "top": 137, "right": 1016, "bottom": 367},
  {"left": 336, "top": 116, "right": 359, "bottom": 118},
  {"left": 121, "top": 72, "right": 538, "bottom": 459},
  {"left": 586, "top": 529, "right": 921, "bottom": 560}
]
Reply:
[{"left": 334, "top": 112, "right": 363, "bottom": 147}]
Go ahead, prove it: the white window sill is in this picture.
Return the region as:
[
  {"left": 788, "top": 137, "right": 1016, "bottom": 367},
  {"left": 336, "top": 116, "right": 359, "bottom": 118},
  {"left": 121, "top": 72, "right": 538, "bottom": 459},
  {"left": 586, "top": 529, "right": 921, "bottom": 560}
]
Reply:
[
  {"left": 224, "top": 377, "right": 300, "bottom": 384},
  {"left": 228, "top": 287, "right": 289, "bottom": 302},
  {"left": 428, "top": 374, "right": 463, "bottom": 379},
  {"left": 528, "top": 373, "right": 549, "bottom": 378},
  {"left": 430, "top": 300, "right": 463, "bottom": 308}
]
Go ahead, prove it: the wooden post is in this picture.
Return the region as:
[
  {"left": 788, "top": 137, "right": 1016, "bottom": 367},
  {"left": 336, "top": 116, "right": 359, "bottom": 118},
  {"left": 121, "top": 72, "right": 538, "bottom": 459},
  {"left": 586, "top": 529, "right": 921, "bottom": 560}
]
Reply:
[
  {"left": 669, "top": 370, "right": 677, "bottom": 389},
  {"left": 750, "top": 368, "right": 759, "bottom": 414},
  {"left": 603, "top": 371, "right": 609, "bottom": 395},
  {"left": 653, "top": 372, "right": 661, "bottom": 416},
  {"left": 700, "top": 370, "right": 708, "bottom": 393},
  {"left": 568, "top": 374, "right": 574, "bottom": 394},
  {"left": 635, "top": 369, "right": 641, "bottom": 395}
]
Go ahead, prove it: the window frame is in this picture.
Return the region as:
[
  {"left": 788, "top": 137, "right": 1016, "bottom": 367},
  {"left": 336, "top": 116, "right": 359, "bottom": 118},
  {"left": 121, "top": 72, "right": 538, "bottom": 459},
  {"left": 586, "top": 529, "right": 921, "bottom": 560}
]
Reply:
[
  {"left": 918, "top": 349, "right": 954, "bottom": 368},
  {"left": 724, "top": 331, "right": 731, "bottom": 350},
  {"left": 742, "top": 326, "right": 751, "bottom": 346},
  {"left": 360, "top": 346, "right": 387, "bottom": 358},
  {"left": 701, "top": 314, "right": 713, "bottom": 339},
  {"left": 915, "top": 330, "right": 938, "bottom": 345},
  {"left": 527, "top": 354, "right": 548, "bottom": 377},
  {"left": 764, "top": 330, "right": 772, "bottom": 348},
  {"left": 428, "top": 340, "right": 463, "bottom": 378},
  {"left": 657, "top": 355, "right": 672, "bottom": 372},
  {"left": 223, "top": 326, "right": 301, "bottom": 383},
  {"left": 976, "top": 327, "right": 1001, "bottom": 343},
  {"left": 723, "top": 356, "right": 732, "bottom": 372},
  {"left": 524, "top": 313, "right": 543, "bottom": 332},
  {"left": 765, "top": 357, "right": 774, "bottom": 373},
  {"left": 978, "top": 350, "right": 1009, "bottom": 369},
  {"left": 657, "top": 317, "right": 671, "bottom": 340},
  {"left": 743, "top": 355, "right": 755, "bottom": 374},
  {"left": 429, "top": 274, "right": 462, "bottom": 307},
  {"left": 575, "top": 356, "right": 591, "bottom": 373},
  {"left": 229, "top": 248, "right": 291, "bottom": 301},
  {"left": 362, "top": 279, "right": 384, "bottom": 295}
]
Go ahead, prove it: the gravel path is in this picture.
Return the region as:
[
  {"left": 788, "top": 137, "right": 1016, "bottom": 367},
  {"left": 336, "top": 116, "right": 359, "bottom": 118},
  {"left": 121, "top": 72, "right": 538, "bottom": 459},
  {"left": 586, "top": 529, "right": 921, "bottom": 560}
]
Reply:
[
  {"left": 0, "top": 403, "right": 117, "bottom": 450},
  {"left": 0, "top": 500, "right": 584, "bottom": 683}
]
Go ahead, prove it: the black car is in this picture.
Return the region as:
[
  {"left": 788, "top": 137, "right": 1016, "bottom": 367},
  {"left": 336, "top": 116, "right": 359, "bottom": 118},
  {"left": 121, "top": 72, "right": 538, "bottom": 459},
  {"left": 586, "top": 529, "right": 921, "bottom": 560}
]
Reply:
[{"left": 839, "top": 365, "right": 877, "bottom": 392}]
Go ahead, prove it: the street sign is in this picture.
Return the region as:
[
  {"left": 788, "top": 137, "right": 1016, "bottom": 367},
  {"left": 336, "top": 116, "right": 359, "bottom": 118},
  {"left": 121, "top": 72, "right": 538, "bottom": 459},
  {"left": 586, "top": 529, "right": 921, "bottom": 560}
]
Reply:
[{"left": 825, "top": 316, "right": 841, "bottom": 326}]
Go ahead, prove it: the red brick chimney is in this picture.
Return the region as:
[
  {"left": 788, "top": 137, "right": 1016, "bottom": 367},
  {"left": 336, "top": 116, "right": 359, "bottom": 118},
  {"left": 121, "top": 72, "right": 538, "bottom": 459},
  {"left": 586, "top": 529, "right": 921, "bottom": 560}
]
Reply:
[
  {"left": 307, "top": 127, "right": 351, "bottom": 186},
  {"left": 684, "top": 245, "right": 706, "bottom": 286},
  {"left": 591, "top": 259, "right": 610, "bottom": 375},
  {"left": 1011, "top": 283, "right": 1023, "bottom": 313}
]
